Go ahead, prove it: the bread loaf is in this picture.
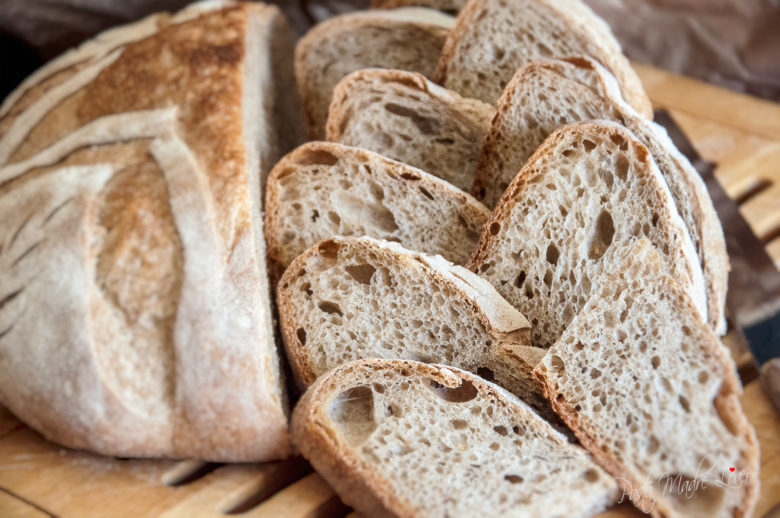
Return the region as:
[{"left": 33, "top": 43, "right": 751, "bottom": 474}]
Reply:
[
  {"left": 292, "top": 358, "right": 618, "bottom": 518},
  {"left": 265, "top": 141, "right": 489, "bottom": 274},
  {"left": 534, "top": 239, "right": 759, "bottom": 518},
  {"left": 326, "top": 68, "right": 493, "bottom": 191},
  {"left": 0, "top": 1, "right": 302, "bottom": 461},
  {"left": 295, "top": 8, "right": 455, "bottom": 139},
  {"left": 468, "top": 121, "right": 706, "bottom": 349},
  {"left": 371, "top": 0, "right": 466, "bottom": 11},
  {"left": 472, "top": 57, "right": 728, "bottom": 334},
  {"left": 434, "top": 0, "right": 652, "bottom": 118}
]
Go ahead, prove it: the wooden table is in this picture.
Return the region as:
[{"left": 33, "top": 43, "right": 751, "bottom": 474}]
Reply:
[{"left": 1, "top": 64, "right": 778, "bottom": 518}]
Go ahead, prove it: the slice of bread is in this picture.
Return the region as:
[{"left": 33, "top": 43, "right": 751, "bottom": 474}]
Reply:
[
  {"left": 295, "top": 8, "right": 455, "bottom": 139},
  {"left": 264, "top": 142, "right": 490, "bottom": 275},
  {"left": 533, "top": 239, "right": 759, "bottom": 518},
  {"left": 371, "top": 0, "right": 467, "bottom": 12},
  {"left": 468, "top": 121, "right": 706, "bottom": 349},
  {"left": 433, "top": 0, "right": 652, "bottom": 118},
  {"left": 326, "top": 69, "right": 494, "bottom": 192},
  {"left": 277, "top": 236, "right": 550, "bottom": 413},
  {"left": 292, "top": 358, "right": 618, "bottom": 518},
  {"left": 472, "top": 57, "right": 728, "bottom": 334}
]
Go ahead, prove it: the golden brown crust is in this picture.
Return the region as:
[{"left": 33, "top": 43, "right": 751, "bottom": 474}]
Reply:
[{"left": 0, "top": 2, "right": 294, "bottom": 461}]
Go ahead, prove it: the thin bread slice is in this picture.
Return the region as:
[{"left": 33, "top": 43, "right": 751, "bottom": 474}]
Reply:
[
  {"left": 292, "top": 359, "right": 618, "bottom": 518},
  {"left": 433, "top": 0, "right": 652, "bottom": 118},
  {"left": 295, "top": 8, "right": 455, "bottom": 139},
  {"left": 371, "top": 0, "right": 467, "bottom": 11},
  {"left": 326, "top": 69, "right": 493, "bottom": 191},
  {"left": 264, "top": 142, "right": 489, "bottom": 275},
  {"left": 468, "top": 121, "right": 706, "bottom": 349},
  {"left": 278, "top": 236, "right": 550, "bottom": 413},
  {"left": 533, "top": 239, "right": 759, "bottom": 518},
  {"left": 472, "top": 57, "right": 728, "bottom": 334}
]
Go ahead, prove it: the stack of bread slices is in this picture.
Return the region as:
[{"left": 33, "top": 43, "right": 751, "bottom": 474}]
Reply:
[
  {"left": 0, "top": 0, "right": 758, "bottom": 517},
  {"left": 281, "top": 1, "right": 758, "bottom": 517}
]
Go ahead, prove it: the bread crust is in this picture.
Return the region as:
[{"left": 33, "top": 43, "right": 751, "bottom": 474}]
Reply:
[{"left": 0, "top": 2, "right": 295, "bottom": 461}]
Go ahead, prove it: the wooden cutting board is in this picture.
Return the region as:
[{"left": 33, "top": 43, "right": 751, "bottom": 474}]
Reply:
[{"left": 1, "top": 64, "right": 779, "bottom": 518}]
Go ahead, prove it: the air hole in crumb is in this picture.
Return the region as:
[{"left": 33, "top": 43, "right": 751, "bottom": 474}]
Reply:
[
  {"left": 318, "top": 301, "right": 343, "bottom": 316},
  {"left": 345, "top": 263, "right": 376, "bottom": 285},
  {"left": 428, "top": 379, "right": 478, "bottom": 403},
  {"left": 615, "top": 154, "right": 629, "bottom": 181},
  {"left": 311, "top": 209, "right": 319, "bottom": 222},
  {"left": 328, "top": 211, "right": 341, "bottom": 225},
  {"left": 296, "top": 328, "right": 306, "bottom": 345},
  {"left": 551, "top": 355, "right": 565, "bottom": 374},
  {"left": 584, "top": 469, "right": 600, "bottom": 482},
  {"left": 328, "top": 386, "right": 376, "bottom": 444},
  {"left": 451, "top": 419, "right": 468, "bottom": 430},
  {"left": 419, "top": 186, "right": 434, "bottom": 200},
  {"left": 698, "top": 371, "right": 709, "bottom": 384},
  {"left": 299, "top": 149, "right": 338, "bottom": 166},
  {"left": 651, "top": 356, "right": 661, "bottom": 369},
  {"left": 582, "top": 139, "right": 596, "bottom": 151},
  {"left": 679, "top": 395, "right": 691, "bottom": 413},
  {"left": 505, "top": 475, "right": 523, "bottom": 484},
  {"left": 493, "top": 425, "right": 508, "bottom": 436},
  {"left": 318, "top": 240, "right": 339, "bottom": 259},
  {"left": 489, "top": 222, "right": 500, "bottom": 235},
  {"left": 648, "top": 435, "right": 659, "bottom": 454},
  {"left": 546, "top": 243, "right": 559, "bottom": 265},
  {"left": 588, "top": 210, "right": 615, "bottom": 260},
  {"left": 400, "top": 172, "right": 420, "bottom": 181}
]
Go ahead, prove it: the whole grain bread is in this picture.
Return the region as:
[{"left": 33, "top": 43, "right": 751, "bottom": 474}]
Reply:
[
  {"left": 468, "top": 121, "right": 706, "bottom": 349},
  {"left": 472, "top": 57, "right": 728, "bottom": 334},
  {"left": 433, "top": 0, "right": 652, "bottom": 118},
  {"left": 533, "top": 239, "right": 759, "bottom": 518},
  {"left": 0, "top": 1, "right": 301, "bottom": 461},
  {"left": 265, "top": 142, "right": 489, "bottom": 276},
  {"left": 292, "top": 358, "right": 618, "bottom": 518},
  {"left": 326, "top": 68, "right": 494, "bottom": 191},
  {"left": 295, "top": 8, "right": 455, "bottom": 139},
  {"left": 277, "top": 236, "right": 551, "bottom": 413}
]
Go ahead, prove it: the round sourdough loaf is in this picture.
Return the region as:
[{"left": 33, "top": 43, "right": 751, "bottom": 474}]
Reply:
[{"left": 0, "top": 1, "right": 303, "bottom": 461}]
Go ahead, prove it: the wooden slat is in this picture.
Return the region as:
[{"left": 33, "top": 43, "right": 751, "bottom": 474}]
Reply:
[
  {"left": 0, "top": 491, "right": 51, "bottom": 518},
  {"left": 244, "top": 473, "right": 346, "bottom": 518},
  {"left": 634, "top": 63, "right": 780, "bottom": 141},
  {"left": 0, "top": 427, "right": 211, "bottom": 518},
  {"left": 742, "top": 382, "right": 780, "bottom": 517}
]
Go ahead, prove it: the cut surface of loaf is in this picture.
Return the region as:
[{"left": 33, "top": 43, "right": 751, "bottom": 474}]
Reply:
[
  {"left": 533, "top": 240, "right": 759, "bottom": 518},
  {"left": 468, "top": 121, "right": 706, "bottom": 349},
  {"left": 292, "top": 359, "right": 618, "bottom": 518},
  {"left": 278, "top": 236, "right": 550, "bottom": 412},
  {"left": 295, "top": 8, "right": 455, "bottom": 139},
  {"left": 434, "top": 0, "right": 651, "bottom": 117},
  {"left": 326, "top": 69, "right": 493, "bottom": 191},
  {"left": 0, "top": 2, "right": 300, "bottom": 461},
  {"left": 265, "top": 142, "right": 489, "bottom": 273},
  {"left": 473, "top": 56, "right": 728, "bottom": 334}
]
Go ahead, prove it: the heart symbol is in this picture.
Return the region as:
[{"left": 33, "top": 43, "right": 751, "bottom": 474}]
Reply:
[{"left": 729, "top": 467, "right": 735, "bottom": 472}]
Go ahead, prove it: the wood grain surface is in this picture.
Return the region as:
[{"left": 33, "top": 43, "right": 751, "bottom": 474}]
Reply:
[{"left": 0, "top": 64, "right": 778, "bottom": 517}]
